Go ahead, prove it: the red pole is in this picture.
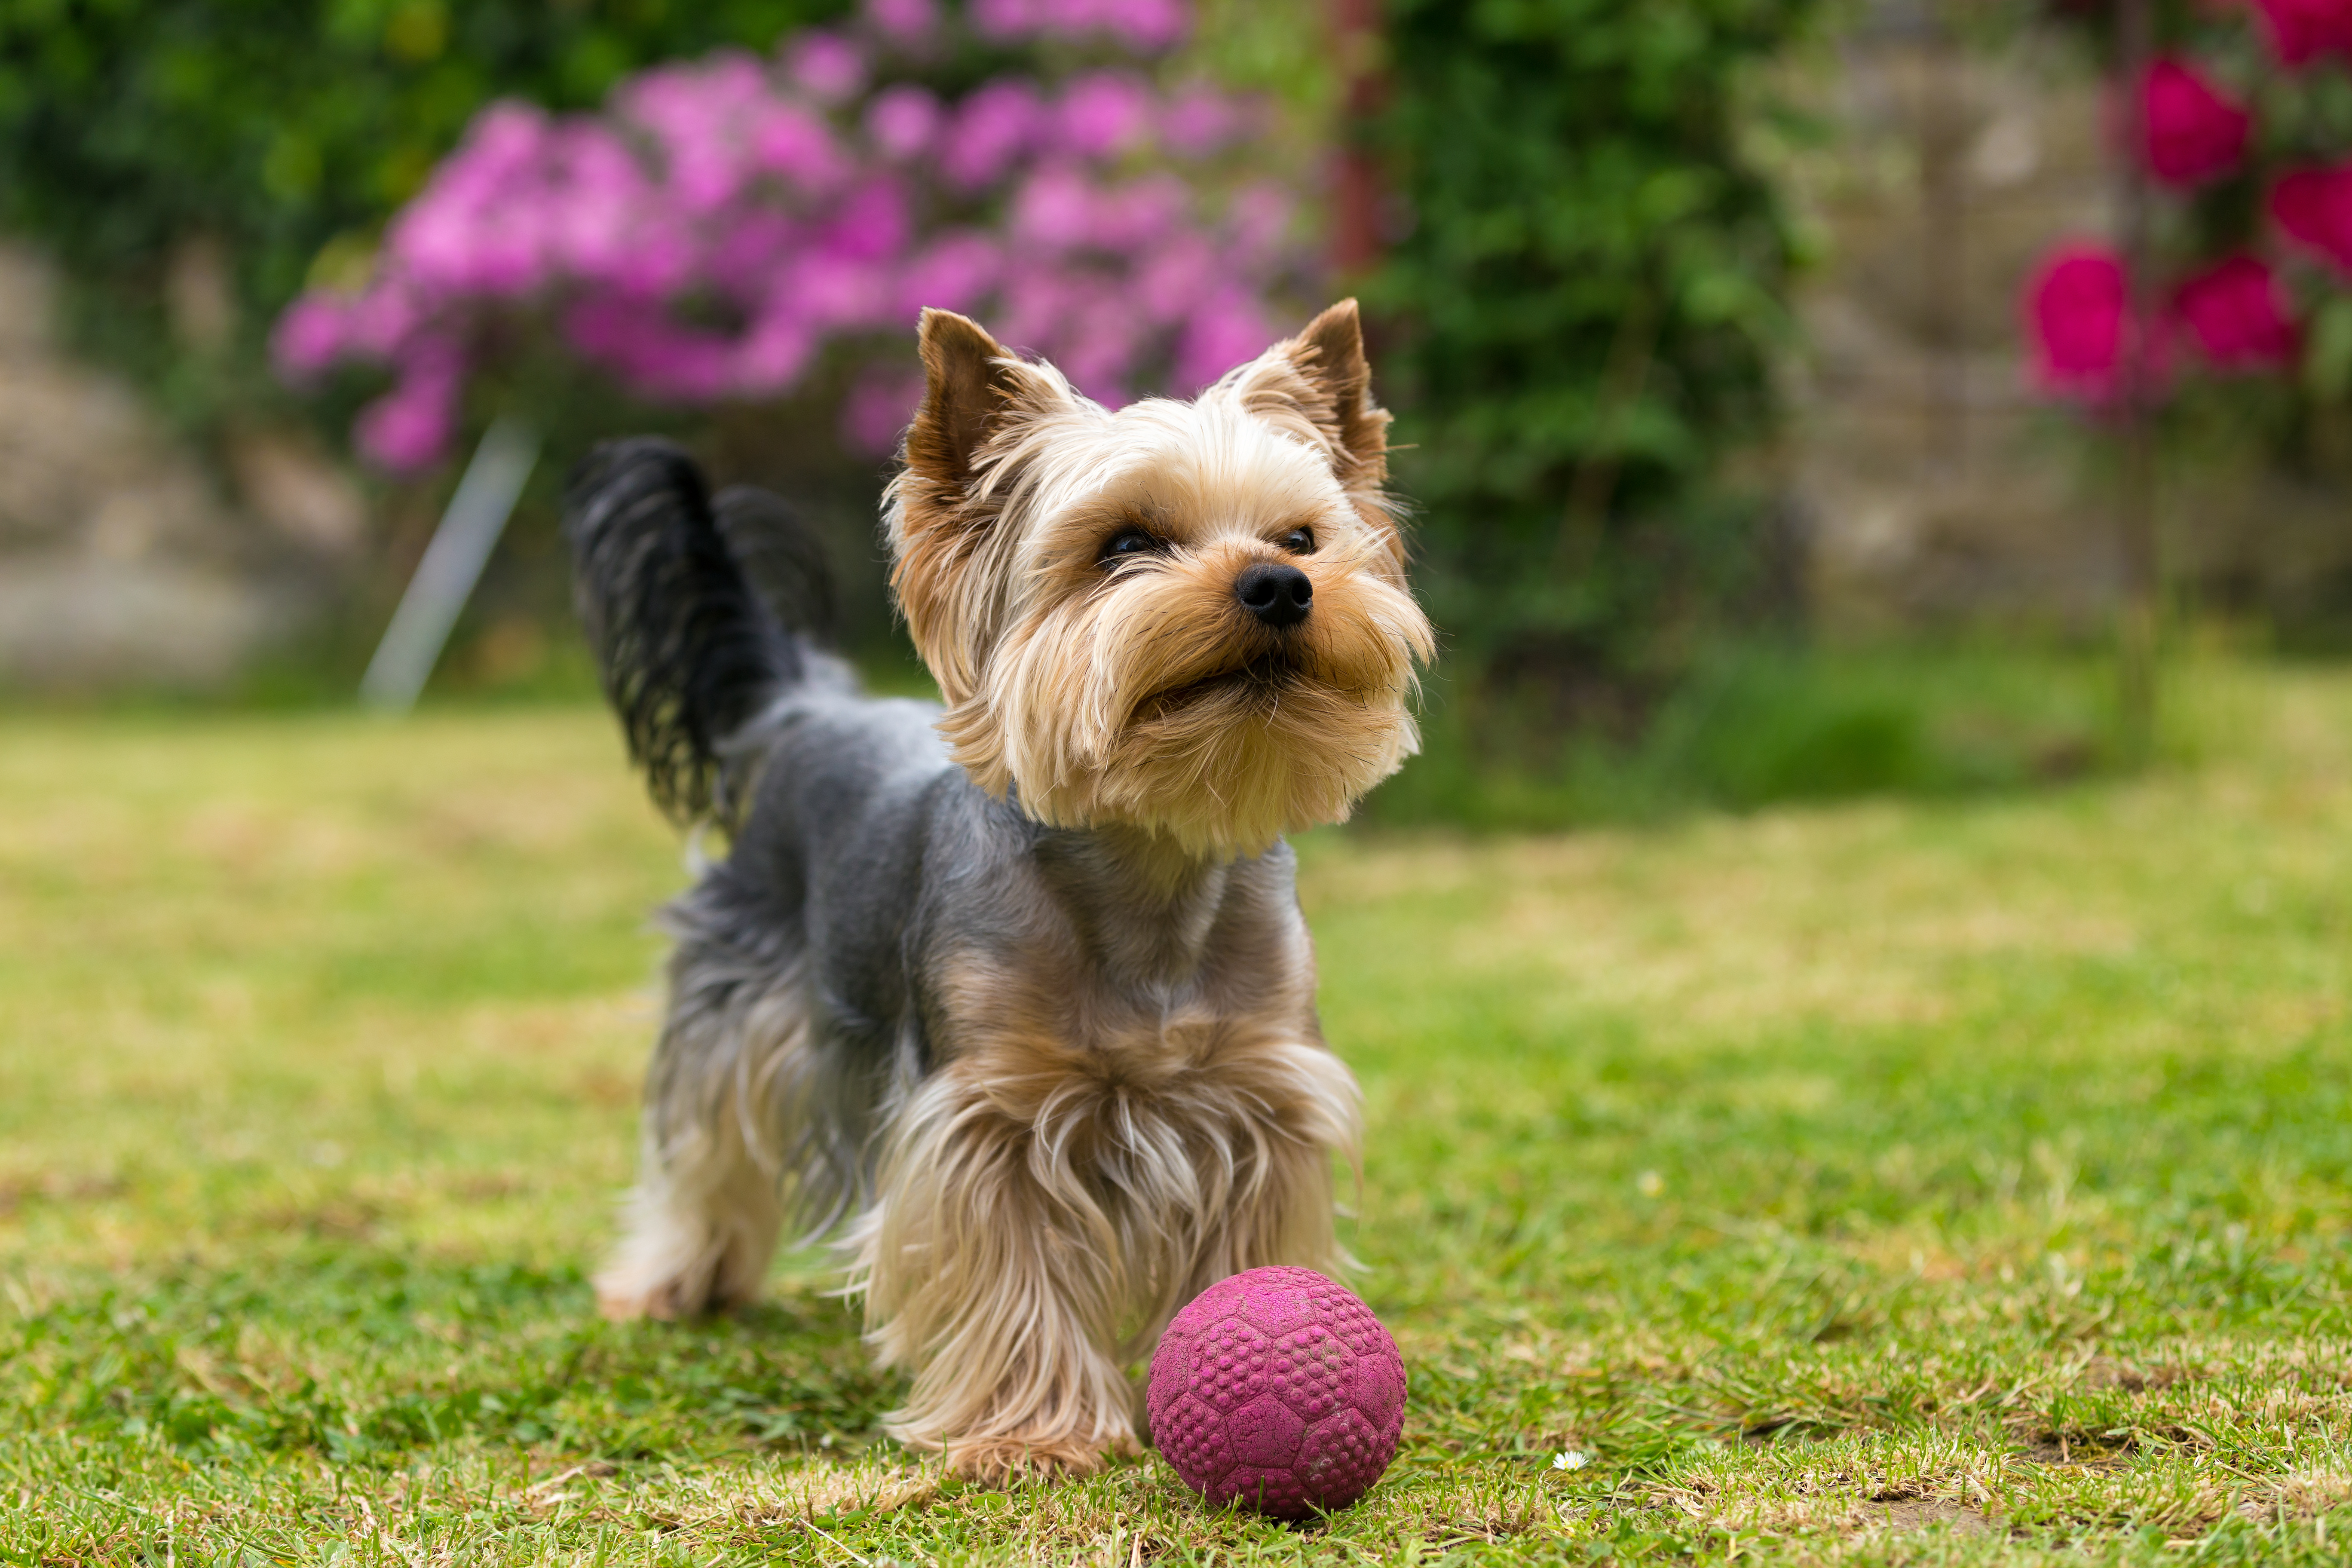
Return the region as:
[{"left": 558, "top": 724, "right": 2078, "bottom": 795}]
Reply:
[
  {"left": 2116, "top": 0, "right": 2160, "bottom": 762},
  {"left": 1331, "top": 0, "right": 1384, "bottom": 278}
]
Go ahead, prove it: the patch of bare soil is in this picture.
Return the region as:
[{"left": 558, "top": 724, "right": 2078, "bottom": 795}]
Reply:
[
  {"left": 2018, "top": 1436, "right": 2131, "bottom": 1471},
  {"left": 1868, "top": 1498, "right": 1995, "bottom": 1535}
]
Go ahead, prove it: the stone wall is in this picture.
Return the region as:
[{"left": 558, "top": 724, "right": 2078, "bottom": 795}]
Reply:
[
  {"left": 1788, "top": 7, "right": 2352, "bottom": 640},
  {"left": 0, "top": 243, "right": 364, "bottom": 691},
  {"left": 1786, "top": 12, "right": 2118, "bottom": 636}
]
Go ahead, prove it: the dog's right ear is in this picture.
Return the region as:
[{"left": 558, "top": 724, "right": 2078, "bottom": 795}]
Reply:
[
  {"left": 891, "top": 310, "right": 1076, "bottom": 704},
  {"left": 903, "top": 309, "right": 1072, "bottom": 494},
  {"left": 906, "top": 310, "right": 1008, "bottom": 487}
]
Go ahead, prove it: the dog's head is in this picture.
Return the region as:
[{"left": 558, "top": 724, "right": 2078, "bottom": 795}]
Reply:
[{"left": 885, "top": 300, "right": 1436, "bottom": 857}]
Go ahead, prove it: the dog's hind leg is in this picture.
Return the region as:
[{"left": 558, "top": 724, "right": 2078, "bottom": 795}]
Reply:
[{"left": 597, "top": 898, "right": 847, "bottom": 1320}]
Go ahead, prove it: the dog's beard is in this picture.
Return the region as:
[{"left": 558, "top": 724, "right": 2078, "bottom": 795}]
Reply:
[{"left": 942, "top": 539, "right": 1430, "bottom": 857}]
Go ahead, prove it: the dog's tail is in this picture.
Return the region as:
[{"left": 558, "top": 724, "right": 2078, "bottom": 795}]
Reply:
[{"left": 564, "top": 438, "right": 836, "bottom": 827}]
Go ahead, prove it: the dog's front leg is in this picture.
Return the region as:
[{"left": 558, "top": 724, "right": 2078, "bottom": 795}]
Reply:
[{"left": 850, "top": 1060, "right": 1141, "bottom": 1481}]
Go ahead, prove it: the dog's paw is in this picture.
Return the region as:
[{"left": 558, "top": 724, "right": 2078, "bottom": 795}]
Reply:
[
  {"left": 940, "top": 1429, "right": 1140, "bottom": 1485},
  {"left": 593, "top": 1262, "right": 718, "bottom": 1322},
  {"left": 594, "top": 1277, "right": 677, "bottom": 1322}
]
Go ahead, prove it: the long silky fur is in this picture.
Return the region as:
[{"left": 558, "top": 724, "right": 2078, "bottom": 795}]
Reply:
[
  {"left": 594, "top": 871, "right": 873, "bottom": 1322},
  {"left": 847, "top": 1027, "right": 1359, "bottom": 1474},
  {"left": 564, "top": 438, "right": 814, "bottom": 827}
]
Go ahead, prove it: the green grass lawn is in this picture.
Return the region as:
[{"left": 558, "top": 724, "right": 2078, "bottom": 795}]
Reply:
[{"left": 4, "top": 663, "right": 2350, "bottom": 1565}]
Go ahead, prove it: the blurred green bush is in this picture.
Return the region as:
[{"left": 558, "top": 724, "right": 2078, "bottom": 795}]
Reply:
[
  {"left": 1368, "top": 0, "right": 1823, "bottom": 714},
  {"left": 1367, "top": 643, "right": 2126, "bottom": 829}
]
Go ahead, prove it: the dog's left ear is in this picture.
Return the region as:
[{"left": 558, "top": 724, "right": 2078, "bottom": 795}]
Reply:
[
  {"left": 1226, "top": 299, "right": 1390, "bottom": 492},
  {"left": 1287, "top": 300, "right": 1390, "bottom": 488},
  {"left": 1221, "top": 301, "right": 1398, "bottom": 558}
]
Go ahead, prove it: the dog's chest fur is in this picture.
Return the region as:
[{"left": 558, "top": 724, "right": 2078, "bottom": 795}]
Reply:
[{"left": 926, "top": 827, "right": 1323, "bottom": 1112}]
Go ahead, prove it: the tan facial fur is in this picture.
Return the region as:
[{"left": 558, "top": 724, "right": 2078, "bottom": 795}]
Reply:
[{"left": 888, "top": 301, "right": 1437, "bottom": 856}]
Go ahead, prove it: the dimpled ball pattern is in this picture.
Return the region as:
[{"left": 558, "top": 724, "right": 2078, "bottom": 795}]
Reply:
[{"left": 1146, "top": 1266, "right": 1406, "bottom": 1519}]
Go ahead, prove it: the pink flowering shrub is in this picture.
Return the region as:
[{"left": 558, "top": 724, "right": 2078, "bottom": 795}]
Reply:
[
  {"left": 2025, "top": 244, "right": 2132, "bottom": 399},
  {"left": 2173, "top": 255, "right": 2300, "bottom": 367},
  {"left": 2271, "top": 161, "right": 2352, "bottom": 270},
  {"left": 275, "top": 0, "right": 1296, "bottom": 472},
  {"left": 2139, "top": 58, "right": 2250, "bottom": 187},
  {"left": 2024, "top": 3, "right": 2352, "bottom": 405},
  {"left": 2249, "top": 0, "right": 2352, "bottom": 69},
  {"left": 2025, "top": 245, "right": 2299, "bottom": 392}
]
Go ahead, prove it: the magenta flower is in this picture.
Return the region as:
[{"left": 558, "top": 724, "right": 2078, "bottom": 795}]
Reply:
[
  {"left": 1100, "top": 0, "right": 1188, "bottom": 50},
  {"left": 896, "top": 231, "right": 1004, "bottom": 316},
  {"left": 622, "top": 59, "right": 761, "bottom": 214},
  {"left": 748, "top": 101, "right": 852, "bottom": 196},
  {"left": 2173, "top": 255, "right": 2300, "bottom": 369},
  {"left": 785, "top": 31, "right": 868, "bottom": 103},
  {"left": 1228, "top": 181, "right": 1296, "bottom": 268},
  {"left": 969, "top": 0, "right": 1033, "bottom": 36},
  {"left": 973, "top": 0, "right": 1186, "bottom": 50},
  {"left": 2139, "top": 58, "right": 2250, "bottom": 187},
  {"left": 564, "top": 298, "right": 737, "bottom": 399},
  {"left": 438, "top": 100, "right": 550, "bottom": 190},
  {"left": 861, "top": 0, "right": 939, "bottom": 47},
  {"left": 1058, "top": 72, "right": 1154, "bottom": 158},
  {"left": 2024, "top": 243, "right": 2130, "bottom": 401},
  {"left": 271, "top": 294, "right": 352, "bottom": 380},
  {"left": 1011, "top": 164, "right": 1099, "bottom": 251},
  {"left": 843, "top": 365, "right": 927, "bottom": 453},
  {"left": 1178, "top": 286, "right": 1274, "bottom": 393},
  {"left": 2272, "top": 163, "right": 2352, "bottom": 271},
  {"left": 704, "top": 211, "right": 800, "bottom": 297},
  {"left": 940, "top": 80, "right": 1045, "bottom": 191},
  {"left": 1136, "top": 233, "right": 1216, "bottom": 323},
  {"left": 2250, "top": 0, "right": 2352, "bottom": 68},
  {"left": 736, "top": 300, "right": 817, "bottom": 391},
  {"left": 355, "top": 340, "right": 465, "bottom": 473},
  {"left": 822, "top": 177, "right": 911, "bottom": 262},
  {"left": 543, "top": 125, "right": 649, "bottom": 276},
  {"left": 1161, "top": 84, "right": 1250, "bottom": 158},
  {"left": 386, "top": 102, "right": 557, "bottom": 296},
  {"left": 1039, "top": 276, "right": 1147, "bottom": 403},
  {"left": 1090, "top": 173, "right": 1188, "bottom": 250},
  {"left": 341, "top": 277, "right": 426, "bottom": 358},
  {"left": 865, "top": 85, "right": 942, "bottom": 162}
]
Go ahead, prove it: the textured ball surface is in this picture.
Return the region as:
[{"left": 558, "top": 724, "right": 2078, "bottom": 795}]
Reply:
[{"left": 1146, "top": 1266, "right": 1405, "bottom": 1518}]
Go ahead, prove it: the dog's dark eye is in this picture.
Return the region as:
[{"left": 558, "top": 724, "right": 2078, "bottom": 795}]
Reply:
[
  {"left": 1278, "top": 527, "right": 1316, "bottom": 555},
  {"left": 1099, "top": 528, "right": 1164, "bottom": 566}
]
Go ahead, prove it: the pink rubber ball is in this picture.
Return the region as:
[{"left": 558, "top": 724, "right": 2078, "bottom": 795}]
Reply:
[{"left": 1147, "top": 1266, "right": 1406, "bottom": 1519}]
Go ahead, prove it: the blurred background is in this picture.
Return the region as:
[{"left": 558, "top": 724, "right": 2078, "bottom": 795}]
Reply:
[{"left": 2, "top": 0, "right": 2346, "bottom": 825}]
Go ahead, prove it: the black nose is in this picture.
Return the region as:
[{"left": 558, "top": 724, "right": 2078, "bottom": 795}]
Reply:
[{"left": 1234, "top": 561, "right": 1312, "bottom": 629}]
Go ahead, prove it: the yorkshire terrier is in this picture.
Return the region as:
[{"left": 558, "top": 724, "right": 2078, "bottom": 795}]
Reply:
[{"left": 565, "top": 300, "right": 1434, "bottom": 1479}]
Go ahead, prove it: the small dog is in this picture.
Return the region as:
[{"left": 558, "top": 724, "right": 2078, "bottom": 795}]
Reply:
[{"left": 566, "top": 300, "right": 1434, "bottom": 1479}]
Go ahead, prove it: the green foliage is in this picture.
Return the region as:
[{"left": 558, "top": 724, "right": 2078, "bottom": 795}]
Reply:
[
  {"left": 1367, "top": 0, "right": 1823, "bottom": 690},
  {"left": 1370, "top": 641, "right": 2133, "bottom": 830},
  {"left": 0, "top": 0, "right": 845, "bottom": 414}
]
